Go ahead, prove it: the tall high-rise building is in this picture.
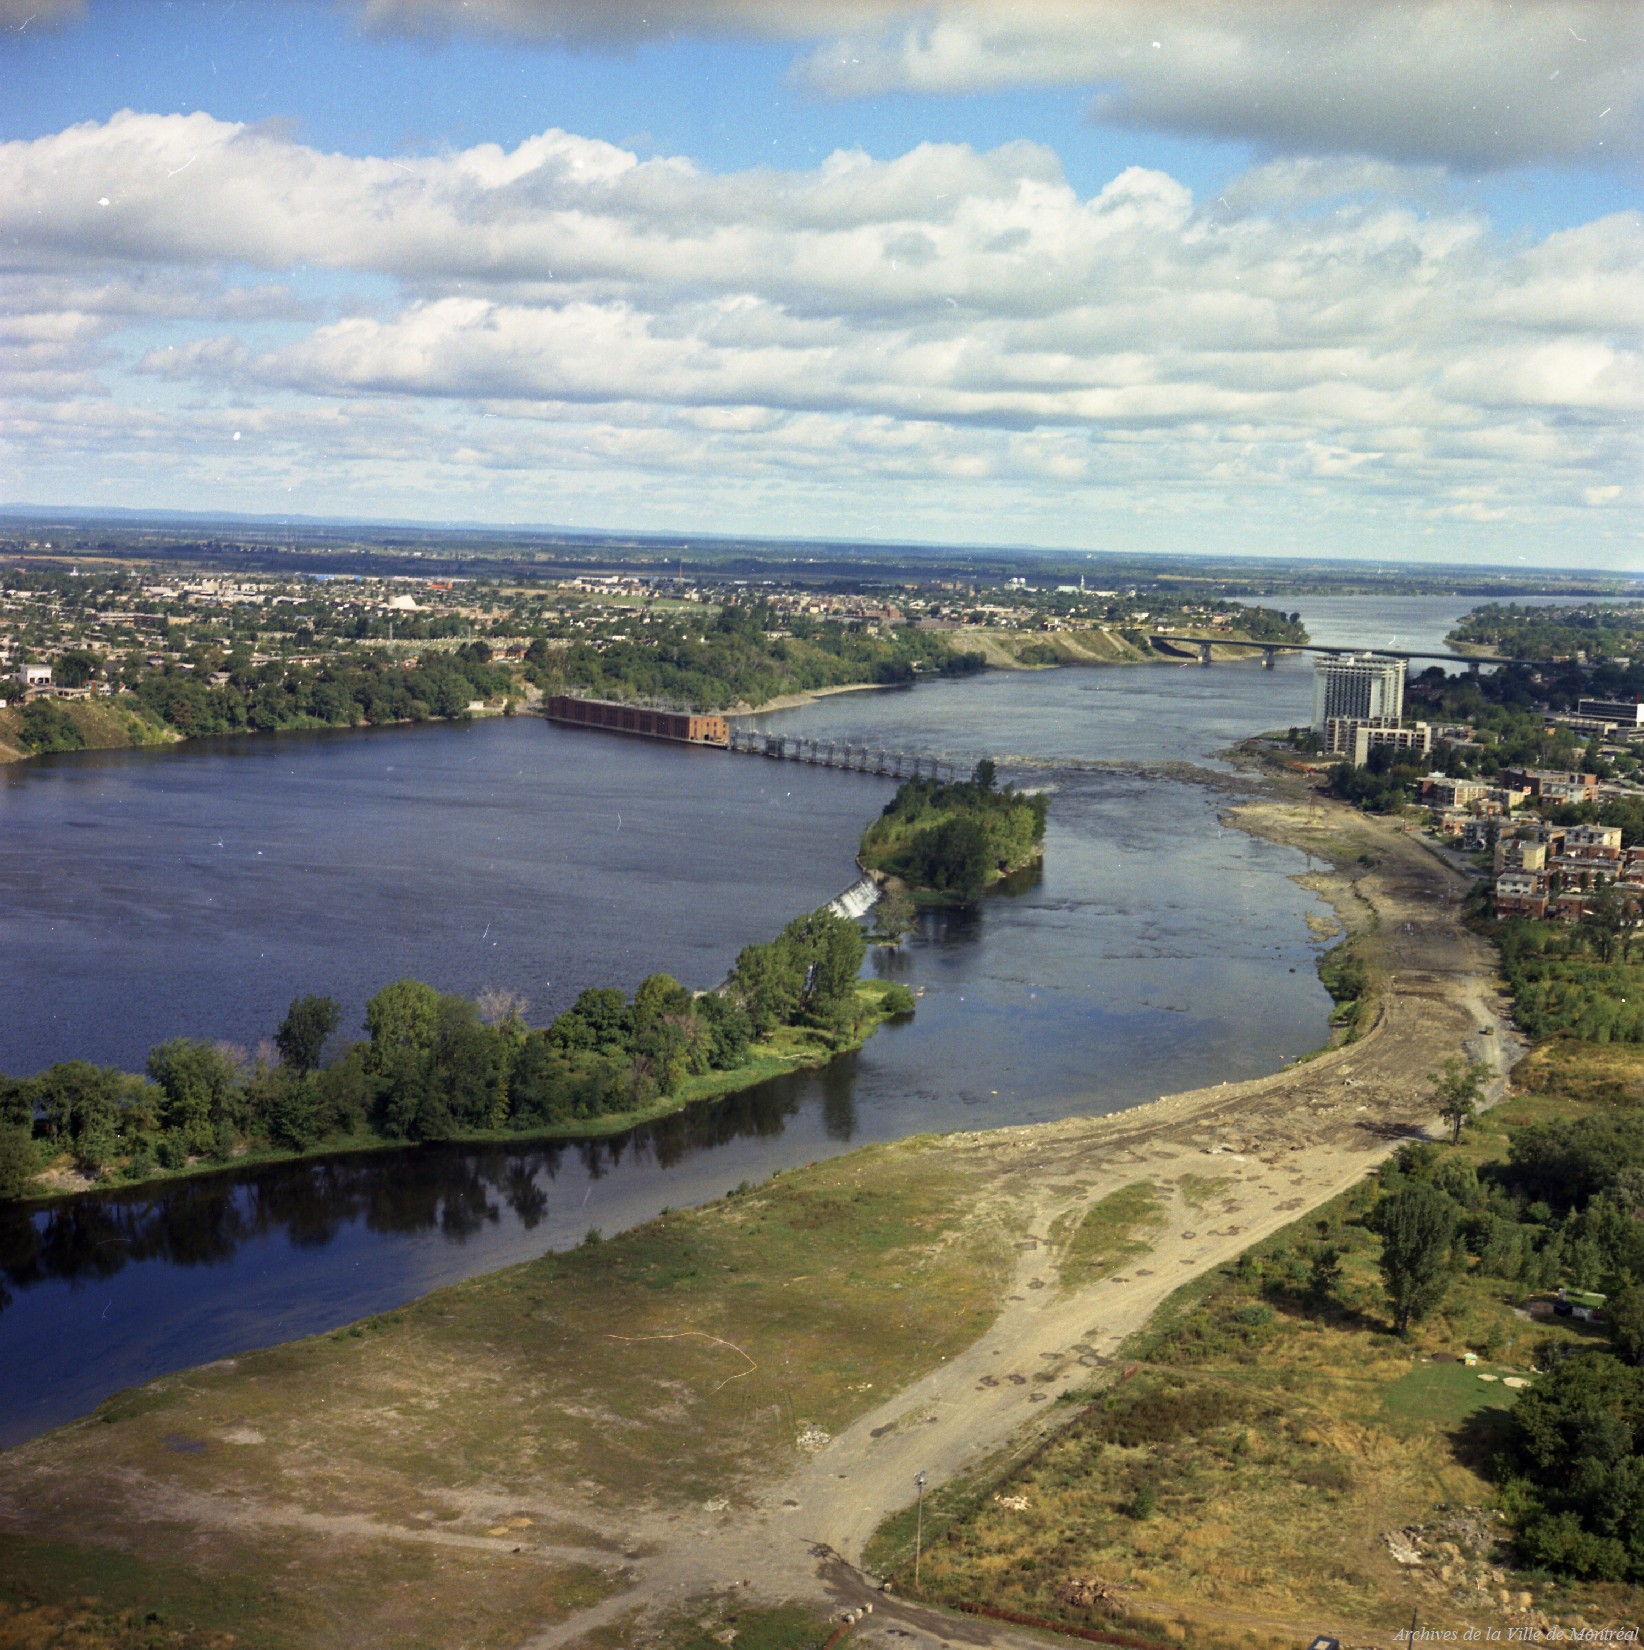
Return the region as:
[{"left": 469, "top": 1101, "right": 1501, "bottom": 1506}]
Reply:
[{"left": 1312, "top": 653, "right": 1406, "bottom": 731}]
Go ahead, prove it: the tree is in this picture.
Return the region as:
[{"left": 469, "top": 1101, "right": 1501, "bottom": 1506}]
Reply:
[
  {"left": 1609, "top": 1284, "right": 1644, "bottom": 1366},
  {"left": 873, "top": 886, "right": 916, "bottom": 945},
  {"left": 632, "top": 973, "right": 691, "bottom": 1029},
  {"left": 53, "top": 648, "right": 101, "bottom": 688},
  {"left": 274, "top": 994, "right": 340, "bottom": 1076},
  {"left": 1307, "top": 1243, "right": 1344, "bottom": 1311},
  {"left": 694, "top": 992, "right": 752, "bottom": 1069},
  {"left": 917, "top": 815, "right": 992, "bottom": 900},
  {"left": 475, "top": 986, "right": 528, "bottom": 1031},
  {"left": 267, "top": 1076, "right": 324, "bottom": 1152},
  {"left": 1432, "top": 1055, "right": 1487, "bottom": 1145},
  {"left": 364, "top": 979, "right": 442, "bottom": 1064},
  {"left": 730, "top": 939, "right": 804, "bottom": 1035},
  {"left": 1506, "top": 1352, "right": 1644, "bottom": 1581},
  {"left": 0, "top": 1127, "right": 38, "bottom": 1201},
  {"left": 19, "top": 699, "right": 85, "bottom": 754},
  {"left": 1372, "top": 1183, "right": 1459, "bottom": 1336},
  {"left": 1583, "top": 882, "right": 1631, "bottom": 965},
  {"left": 563, "top": 986, "right": 632, "bottom": 1052},
  {"left": 784, "top": 908, "right": 867, "bottom": 1022},
  {"left": 146, "top": 1038, "right": 240, "bottom": 1154}
]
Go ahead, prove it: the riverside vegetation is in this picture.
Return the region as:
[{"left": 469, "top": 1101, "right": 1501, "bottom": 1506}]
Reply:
[
  {"left": 858, "top": 760, "right": 1047, "bottom": 901},
  {"left": 0, "top": 906, "right": 917, "bottom": 1205},
  {"left": 0, "top": 756, "right": 1059, "bottom": 1205}
]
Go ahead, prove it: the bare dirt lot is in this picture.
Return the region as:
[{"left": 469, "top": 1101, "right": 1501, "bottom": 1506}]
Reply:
[{"left": 0, "top": 795, "right": 1508, "bottom": 1650}]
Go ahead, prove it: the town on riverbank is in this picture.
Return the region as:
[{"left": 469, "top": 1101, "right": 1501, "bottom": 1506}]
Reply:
[{"left": 15, "top": 522, "right": 1629, "bottom": 765}]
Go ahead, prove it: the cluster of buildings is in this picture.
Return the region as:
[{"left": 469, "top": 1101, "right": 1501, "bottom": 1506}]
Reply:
[
  {"left": 1306, "top": 654, "right": 1644, "bottom": 926},
  {"left": 1426, "top": 748, "right": 1644, "bottom": 925},
  {"left": 1311, "top": 653, "right": 1432, "bottom": 765},
  {"left": 1491, "top": 821, "right": 1640, "bottom": 922}
]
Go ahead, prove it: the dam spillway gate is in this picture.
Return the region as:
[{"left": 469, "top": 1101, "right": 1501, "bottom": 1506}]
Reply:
[{"left": 726, "top": 726, "right": 959, "bottom": 783}]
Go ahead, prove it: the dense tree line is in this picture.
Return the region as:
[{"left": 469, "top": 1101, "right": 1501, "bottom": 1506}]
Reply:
[
  {"left": 0, "top": 907, "right": 903, "bottom": 1203},
  {"left": 1496, "top": 919, "right": 1644, "bottom": 1044},
  {"left": 16, "top": 699, "right": 87, "bottom": 754},
  {"left": 860, "top": 762, "right": 1048, "bottom": 900},
  {"left": 530, "top": 600, "right": 983, "bottom": 712},
  {"left": 125, "top": 644, "right": 513, "bottom": 739},
  {"left": 1450, "top": 602, "right": 1644, "bottom": 664}
]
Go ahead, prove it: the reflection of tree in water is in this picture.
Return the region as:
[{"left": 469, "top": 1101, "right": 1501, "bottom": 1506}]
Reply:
[
  {"left": 821, "top": 1060, "right": 857, "bottom": 1143},
  {"left": 0, "top": 1056, "right": 829, "bottom": 1310},
  {"left": 131, "top": 1180, "right": 249, "bottom": 1269},
  {"left": 870, "top": 940, "right": 917, "bottom": 983},
  {"left": 364, "top": 1152, "right": 497, "bottom": 1242},
  {"left": 248, "top": 1163, "right": 346, "bottom": 1250},
  {"left": 502, "top": 1159, "right": 548, "bottom": 1230},
  {"left": 921, "top": 901, "right": 984, "bottom": 950}
]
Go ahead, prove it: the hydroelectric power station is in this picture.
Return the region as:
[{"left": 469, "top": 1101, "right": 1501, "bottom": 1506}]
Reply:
[{"left": 546, "top": 693, "right": 961, "bottom": 781}]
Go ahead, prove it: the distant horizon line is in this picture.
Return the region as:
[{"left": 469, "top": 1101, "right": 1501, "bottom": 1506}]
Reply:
[{"left": 0, "top": 500, "right": 1638, "bottom": 583}]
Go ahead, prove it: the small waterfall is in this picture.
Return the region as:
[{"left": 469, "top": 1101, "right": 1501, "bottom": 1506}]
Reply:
[{"left": 828, "top": 875, "right": 880, "bottom": 921}]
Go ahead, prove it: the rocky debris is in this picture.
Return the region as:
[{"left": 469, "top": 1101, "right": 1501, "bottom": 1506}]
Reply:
[
  {"left": 1055, "top": 1574, "right": 1124, "bottom": 1611},
  {"left": 1384, "top": 1530, "right": 1424, "bottom": 1566},
  {"left": 796, "top": 1425, "right": 831, "bottom": 1451},
  {"left": 1388, "top": 1510, "right": 1556, "bottom": 1632},
  {"left": 994, "top": 1494, "right": 1030, "bottom": 1511}
]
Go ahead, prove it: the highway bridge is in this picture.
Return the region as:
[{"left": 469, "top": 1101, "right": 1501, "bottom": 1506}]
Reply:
[{"left": 1146, "top": 633, "right": 1525, "bottom": 669}]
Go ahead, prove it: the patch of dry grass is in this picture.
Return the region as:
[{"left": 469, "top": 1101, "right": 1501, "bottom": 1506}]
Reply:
[
  {"left": 895, "top": 1174, "right": 1633, "bottom": 1644},
  {"left": 1, "top": 1141, "right": 1009, "bottom": 1649},
  {"left": 0, "top": 1528, "right": 611, "bottom": 1650}
]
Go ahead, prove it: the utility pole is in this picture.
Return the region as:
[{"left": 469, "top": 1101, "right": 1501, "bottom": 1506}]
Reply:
[{"left": 913, "top": 1470, "right": 927, "bottom": 1590}]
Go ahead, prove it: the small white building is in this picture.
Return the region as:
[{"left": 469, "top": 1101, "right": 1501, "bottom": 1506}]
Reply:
[{"left": 16, "top": 663, "right": 51, "bottom": 692}]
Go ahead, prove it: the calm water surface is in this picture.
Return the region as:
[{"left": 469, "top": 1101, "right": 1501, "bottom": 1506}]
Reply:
[{"left": 0, "top": 594, "right": 1468, "bottom": 1444}]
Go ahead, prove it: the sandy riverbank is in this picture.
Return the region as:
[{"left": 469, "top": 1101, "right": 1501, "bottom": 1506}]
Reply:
[{"left": 725, "top": 680, "right": 897, "bottom": 716}]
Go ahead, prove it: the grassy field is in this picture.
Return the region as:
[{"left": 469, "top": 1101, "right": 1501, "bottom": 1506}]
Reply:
[
  {"left": 876, "top": 1061, "right": 1644, "bottom": 1645},
  {"left": 0, "top": 1531, "right": 613, "bottom": 1650},
  {"left": 1, "top": 1136, "right": 1007, "bottom": 1650},
  {"left": 1052, "top": 1182, "right": 1167, "bottom": 1290}
]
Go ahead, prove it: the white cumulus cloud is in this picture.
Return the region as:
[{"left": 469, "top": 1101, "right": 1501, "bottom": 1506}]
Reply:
[{"left": 2, "top": 111, "right": 1639, "bottom": 551}]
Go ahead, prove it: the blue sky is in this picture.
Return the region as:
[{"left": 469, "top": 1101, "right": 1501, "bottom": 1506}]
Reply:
[{"left": 2, "top": 0, "right": 1640, "bottom": 566}]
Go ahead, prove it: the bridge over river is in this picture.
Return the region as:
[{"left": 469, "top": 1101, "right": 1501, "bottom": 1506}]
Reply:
[{"left": 1147, "top": 633, "right": 1525, "bottom": 669}]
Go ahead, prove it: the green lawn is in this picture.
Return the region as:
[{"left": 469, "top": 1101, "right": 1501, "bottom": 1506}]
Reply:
[{"left": 1380, "top": 1359, "right": 1519, "bottom": 1425}]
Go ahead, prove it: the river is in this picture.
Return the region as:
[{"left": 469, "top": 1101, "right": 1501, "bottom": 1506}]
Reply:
[{"left": 0, "top": 591, "right": 1485, "bottom": 1445}]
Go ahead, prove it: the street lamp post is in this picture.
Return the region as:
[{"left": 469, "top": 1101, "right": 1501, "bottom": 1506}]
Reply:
[{"left": 914, "top": 1470, "right": 927, "bottom": 1590}]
